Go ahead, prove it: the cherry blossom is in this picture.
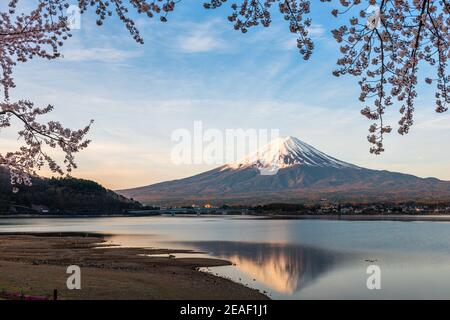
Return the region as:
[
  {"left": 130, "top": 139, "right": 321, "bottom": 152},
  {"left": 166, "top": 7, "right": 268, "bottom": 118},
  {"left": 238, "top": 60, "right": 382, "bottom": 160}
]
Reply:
[
  {"left": 330, "top": 0, "right": 449, "bottom": 154},
  {"left": 205, "top": 0, "right": 449, "bottom": 154},
  {"left": 0, "top": 100, "right": 93, "bottom": 192},
  {"left": 1, "top": 1, "right": 86, "bottom": 190},
  {"left": 1, "top": 1, "right": 449, "bottom": 192},
  {"left": 204, "top": 0, "right": 315, "bottom": 60}
]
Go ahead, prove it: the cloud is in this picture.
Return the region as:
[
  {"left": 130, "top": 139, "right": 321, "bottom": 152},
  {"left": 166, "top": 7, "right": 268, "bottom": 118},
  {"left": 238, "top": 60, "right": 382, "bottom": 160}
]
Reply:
[
  {"left": 282, "top": 23, "right": 326, "bottom": 50},
  {"left": 61, "top": 47, "right": 142, "bottom": 62},
  {"left": 308, "top": 24, "right": 326, "bottom": 39},
  {"left": 179, "top": 35, "right": 225, "bottom": 53},
  {"left": 415, "top": 114, "right": 450, "bottom": 131},
  {"left": 176, "top": 20, "right": 227, "bottom": 53}
]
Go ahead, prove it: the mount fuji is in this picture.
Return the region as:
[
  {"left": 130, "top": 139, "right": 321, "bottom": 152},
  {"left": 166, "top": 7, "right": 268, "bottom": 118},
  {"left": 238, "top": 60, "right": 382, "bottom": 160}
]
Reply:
[{"left": 118, "top": 136, "right": 450, "bottom": 205}]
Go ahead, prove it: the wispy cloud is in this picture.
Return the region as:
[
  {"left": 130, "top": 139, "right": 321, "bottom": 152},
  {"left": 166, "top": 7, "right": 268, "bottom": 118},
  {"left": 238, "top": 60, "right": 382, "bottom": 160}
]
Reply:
[
  {"left": 8, "top": 6, "right": 449, "bottom": 188},
  {"left": 309, "top": 24, "right": 326, "bottom": 39},
  {"left": 179, "top": 35, "right": 225, "bottom": 53},
  {"left": 61, "top": 47, "right": 142, "bottom": 62},
  {"left": 416, "top": 114, "right": 450, "bottom": 131},
  {"left": 282, "top": 23, "right": 326, "bottom": 50},
  {"left": 176, "top": 20, "right": 228, "bottom": 53}
]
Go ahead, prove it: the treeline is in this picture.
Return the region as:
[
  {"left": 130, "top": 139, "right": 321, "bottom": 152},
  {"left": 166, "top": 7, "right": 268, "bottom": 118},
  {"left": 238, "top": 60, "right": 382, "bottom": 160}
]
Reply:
[
  {"left": 0, "top": 168, "right": 142, "bottom": 214},
  {"left": 252, "top": 203, "right": 313, "bottom": 212},
  {"left": 249, "top": 202, "right": 450, "bottom": 215}
]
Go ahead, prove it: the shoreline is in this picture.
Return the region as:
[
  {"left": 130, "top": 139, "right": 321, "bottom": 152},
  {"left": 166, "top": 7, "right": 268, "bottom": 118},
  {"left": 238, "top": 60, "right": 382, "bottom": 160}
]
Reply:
[
  {"left": 3, "top": 213, "right": 450, "bottom": 222},
  {"left": 0, "top": 234, "right": 268, "bottom": 300},
  {"left": 258, "top": 214, "right": 450, "bottom": 221}
]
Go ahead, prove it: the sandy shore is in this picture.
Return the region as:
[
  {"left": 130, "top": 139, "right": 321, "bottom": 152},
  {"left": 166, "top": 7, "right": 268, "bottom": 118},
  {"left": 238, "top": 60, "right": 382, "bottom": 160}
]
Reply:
[{"left": 0, "top": 234, "right": 268, "bottom": 300}]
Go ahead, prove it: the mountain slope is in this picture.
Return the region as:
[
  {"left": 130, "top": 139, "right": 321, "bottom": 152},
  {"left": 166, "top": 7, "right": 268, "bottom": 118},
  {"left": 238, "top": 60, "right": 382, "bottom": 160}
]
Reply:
[
  {"left": 118, "top": 136, "right": 450, "bottom": 205},
  {"left": 0, "top": 167, "right": 142, "bottom": 214},
  {"left": 226, "top": 136, "right": 359, "bottom": 171}
]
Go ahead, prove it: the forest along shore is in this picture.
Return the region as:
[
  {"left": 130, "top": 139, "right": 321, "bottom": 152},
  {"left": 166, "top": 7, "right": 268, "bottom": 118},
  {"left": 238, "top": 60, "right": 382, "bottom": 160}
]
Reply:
[{"left": 0, "top": 234, "right": 268, "bottom": 300}]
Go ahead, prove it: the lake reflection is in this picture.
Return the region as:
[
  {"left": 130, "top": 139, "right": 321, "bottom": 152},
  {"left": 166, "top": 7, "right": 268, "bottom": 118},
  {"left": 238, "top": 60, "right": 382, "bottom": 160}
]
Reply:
[
  {"left": 189, "top": 242, "right": 352, "bottom": 294},
  {"left": 2, "top": 216, "right": 450, "bottom": 299}
]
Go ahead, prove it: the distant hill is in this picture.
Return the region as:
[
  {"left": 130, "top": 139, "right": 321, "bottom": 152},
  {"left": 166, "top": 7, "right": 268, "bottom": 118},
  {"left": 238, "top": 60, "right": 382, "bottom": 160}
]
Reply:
[
  {"left": 118, "top": 136, "right": 450, "bottom": 206},
  {"left": 0, "top": 167, "right": 142, "bottom": 215}
]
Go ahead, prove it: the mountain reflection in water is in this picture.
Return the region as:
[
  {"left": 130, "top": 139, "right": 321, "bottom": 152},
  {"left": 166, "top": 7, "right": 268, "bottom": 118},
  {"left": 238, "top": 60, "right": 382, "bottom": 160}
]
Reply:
[{"left": 188, "top": 242, "right": 352, "bottom": 294}]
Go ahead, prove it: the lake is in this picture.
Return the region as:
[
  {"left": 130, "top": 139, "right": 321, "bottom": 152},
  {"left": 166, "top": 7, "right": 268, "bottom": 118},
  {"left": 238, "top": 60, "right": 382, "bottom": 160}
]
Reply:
[{"left": 1, "top": 216, "right": 450, "bottom": 299}]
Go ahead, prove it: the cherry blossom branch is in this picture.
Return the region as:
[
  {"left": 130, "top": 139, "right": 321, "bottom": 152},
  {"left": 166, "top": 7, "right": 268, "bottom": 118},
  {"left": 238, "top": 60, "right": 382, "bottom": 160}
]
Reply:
[
  {"left": 204, "top": 0, "right": 315, "bottom": 60},
  {"left": 1, "top": 0, "right": 449, "bottom": 193},
  {"left": 0, "top": 100, "right": 93, "bottom": 191},
  {"left": 331, "top": 0, "right": 449, "bottom": 153},
  {"left": 0, "top": 0, "right": 183, "bottom": 190}
]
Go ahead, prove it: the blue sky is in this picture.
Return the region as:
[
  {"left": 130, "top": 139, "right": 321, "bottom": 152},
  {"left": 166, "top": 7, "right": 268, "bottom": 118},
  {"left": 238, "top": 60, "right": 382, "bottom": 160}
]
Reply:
[{"left": 3, "top": 1, "right": 450, "bottom": 189}]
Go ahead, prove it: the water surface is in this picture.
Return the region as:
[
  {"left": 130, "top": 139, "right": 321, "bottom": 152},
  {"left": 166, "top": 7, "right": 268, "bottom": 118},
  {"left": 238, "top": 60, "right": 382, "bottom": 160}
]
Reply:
[{"left": 1, "top": 216, "right": 450, "bottom": 299}]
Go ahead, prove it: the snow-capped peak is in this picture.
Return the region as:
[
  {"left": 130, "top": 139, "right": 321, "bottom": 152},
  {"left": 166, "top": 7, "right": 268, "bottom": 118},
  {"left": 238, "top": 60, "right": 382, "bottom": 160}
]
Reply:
[{"left": 225, "top": 136, "right": 359, "bottom": 171}]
